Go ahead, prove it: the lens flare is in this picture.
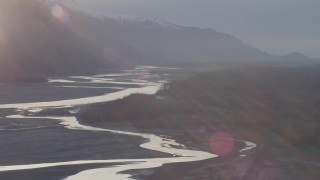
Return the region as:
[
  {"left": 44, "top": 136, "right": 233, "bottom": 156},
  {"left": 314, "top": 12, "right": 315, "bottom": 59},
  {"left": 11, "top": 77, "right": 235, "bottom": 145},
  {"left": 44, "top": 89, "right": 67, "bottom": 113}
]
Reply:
[
  {"left": 50, "top": 4, "right": 70, "bottom": 23},
  {"left": 103, "top": 48, "right": 111, "bottom": 58},
  {"left": 209, "top": 131, "right": 235, "bottom": 156}
]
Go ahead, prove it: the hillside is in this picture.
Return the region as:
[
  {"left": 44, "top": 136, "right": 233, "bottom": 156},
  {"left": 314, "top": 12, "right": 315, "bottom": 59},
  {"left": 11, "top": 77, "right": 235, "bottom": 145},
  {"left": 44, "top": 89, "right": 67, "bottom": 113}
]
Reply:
[
  {"left": 61, "top": 8, "right": 279, "bottom": 66},
  {"left": 0, "top": 0, "right": 116, "bottom": 83},
  {"left": 62, "top": 8, "right": 317, "bottom": 66},
  {"left": 81, "top": 65, "right": 320, "bottom": 179},
  {"left": 81, "top": 66, "right": 320, "bottom": 144},
  {"left": 0, "top": 0, "right": 314, "bottom": 83}
]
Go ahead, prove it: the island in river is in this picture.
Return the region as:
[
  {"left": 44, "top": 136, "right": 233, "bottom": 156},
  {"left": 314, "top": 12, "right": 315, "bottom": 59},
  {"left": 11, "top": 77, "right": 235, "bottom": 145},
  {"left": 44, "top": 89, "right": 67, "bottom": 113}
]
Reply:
[
  {"left": 0, "top": 66, "right": 233, "bottom": 180},
  {"left": 80, "top": 65, "right": 320, "bottom": 179}
]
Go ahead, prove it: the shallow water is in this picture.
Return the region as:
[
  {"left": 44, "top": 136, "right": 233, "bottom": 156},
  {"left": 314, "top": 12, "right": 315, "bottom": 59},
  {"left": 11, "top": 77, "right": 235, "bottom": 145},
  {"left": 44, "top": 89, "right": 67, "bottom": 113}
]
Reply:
[{"left": 0, "top": 66, "right": 255, "bottom": 179}]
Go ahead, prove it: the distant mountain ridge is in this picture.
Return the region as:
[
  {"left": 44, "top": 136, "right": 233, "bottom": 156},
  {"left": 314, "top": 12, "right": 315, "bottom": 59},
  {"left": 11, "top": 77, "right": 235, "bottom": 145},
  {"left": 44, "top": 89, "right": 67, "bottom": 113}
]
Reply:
[
  {"left": 71, "top": 8, "right": 317, "bottom": 64},
  {"left": 67, "top": 10, "right": 279, "bottom": 65},
  {"left": 282, "top": 52, "right": 313, "bottom": 62},
  {"left": 0, "top": 0, "right": 316, "bottom": 82}
]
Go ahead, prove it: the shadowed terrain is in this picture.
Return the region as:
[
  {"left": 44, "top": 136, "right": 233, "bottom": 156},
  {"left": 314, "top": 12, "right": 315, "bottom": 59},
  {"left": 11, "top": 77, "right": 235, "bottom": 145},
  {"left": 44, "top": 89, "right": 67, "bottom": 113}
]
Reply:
[
  {"left": 81, "top": 65, "right": 320, "bottom": 179},
  {"left": 0, "top": 1, "right": 319, "bottom": 179},
  {"left": 0, "top": 0, "right": 117, "bottom": 83},
  {"left": 0, "top": 0, "right": 315, "bottom": 83}
]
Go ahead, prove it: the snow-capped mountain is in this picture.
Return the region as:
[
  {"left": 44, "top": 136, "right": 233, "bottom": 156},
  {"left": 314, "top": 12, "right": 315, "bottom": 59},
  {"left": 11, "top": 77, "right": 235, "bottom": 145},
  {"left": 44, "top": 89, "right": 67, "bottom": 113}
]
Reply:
[
  {"left": 61, "top": 7, "right": 278, "bottom": 65},
  {"left": 91, "top": 13, "right": 188, "bottom": 31},
  {"left": 0, "top": 0, "right": 312, "bottom": 83},
  {"left": 45, "top": 1, "right": 312, "bottom": 66}
]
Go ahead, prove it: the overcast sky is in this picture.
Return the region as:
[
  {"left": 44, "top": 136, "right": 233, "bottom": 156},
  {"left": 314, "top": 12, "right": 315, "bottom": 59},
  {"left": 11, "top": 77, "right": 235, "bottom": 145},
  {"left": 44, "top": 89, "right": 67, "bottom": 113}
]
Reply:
[{"left": 71, "top": 0, "right": 320, "bottom": 57}]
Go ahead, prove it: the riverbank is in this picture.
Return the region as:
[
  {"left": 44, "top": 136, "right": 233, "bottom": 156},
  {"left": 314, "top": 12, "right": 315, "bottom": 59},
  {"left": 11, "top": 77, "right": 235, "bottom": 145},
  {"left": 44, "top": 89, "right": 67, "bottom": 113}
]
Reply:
[
  {"left": 80, "top": 65, "right": 320, "bottom": 179},
  {"left": 0, "top": 66, "right": 225, "bottom": 180}
]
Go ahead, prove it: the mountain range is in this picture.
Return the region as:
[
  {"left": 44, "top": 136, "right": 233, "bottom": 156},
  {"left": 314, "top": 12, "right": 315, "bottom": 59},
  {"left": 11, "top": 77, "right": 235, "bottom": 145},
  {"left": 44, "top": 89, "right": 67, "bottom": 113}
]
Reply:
[
  {"left": 68, "top": 11, "right": 277, "bottom": 65},
  {"left": 0, "top": 0, "right": 316, "bottom": 82}
]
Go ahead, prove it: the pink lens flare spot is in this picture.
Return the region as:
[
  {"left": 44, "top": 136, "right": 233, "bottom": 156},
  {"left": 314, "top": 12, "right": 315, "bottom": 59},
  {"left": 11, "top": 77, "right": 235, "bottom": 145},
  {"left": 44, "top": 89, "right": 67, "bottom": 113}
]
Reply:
[
  {"left": 50, "top": 5, "right": 70, "bottom": 23},
  {"left": 209, "top": 131, "right": 235, "bottom": 156},
  {"left": 103, "top": 48, "right": 111, "bottom": 56}
]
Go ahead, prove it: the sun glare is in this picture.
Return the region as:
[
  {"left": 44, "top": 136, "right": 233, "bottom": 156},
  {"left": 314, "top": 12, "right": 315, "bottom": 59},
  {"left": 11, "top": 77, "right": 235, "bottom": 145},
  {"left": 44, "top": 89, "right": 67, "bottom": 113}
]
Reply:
[{"left": 50, "top": 4, "right": 70, "bottom": 23}]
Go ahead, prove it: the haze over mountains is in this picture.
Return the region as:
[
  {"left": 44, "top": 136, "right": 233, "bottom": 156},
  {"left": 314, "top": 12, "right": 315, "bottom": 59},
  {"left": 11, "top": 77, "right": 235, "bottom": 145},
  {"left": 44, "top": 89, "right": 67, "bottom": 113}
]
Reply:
[
  {"left": 0, "top": 0, "right": 316, "bottom": 82},
  {"left": 0, "top": 1, "right": 318, "bottom": 179},
  {"left": 0, "top": 0, "right": 115, "bottom": 82},
  {"left": 70, "top": 13, "right": 275, "bottom": 64}
]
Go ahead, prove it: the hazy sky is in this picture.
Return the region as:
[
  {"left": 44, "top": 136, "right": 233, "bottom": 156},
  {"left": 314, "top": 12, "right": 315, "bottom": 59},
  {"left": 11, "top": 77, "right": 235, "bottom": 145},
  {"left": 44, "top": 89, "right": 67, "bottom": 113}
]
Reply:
[{"left": 72, "top": 0, "right": 319, "bottom": 57}]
